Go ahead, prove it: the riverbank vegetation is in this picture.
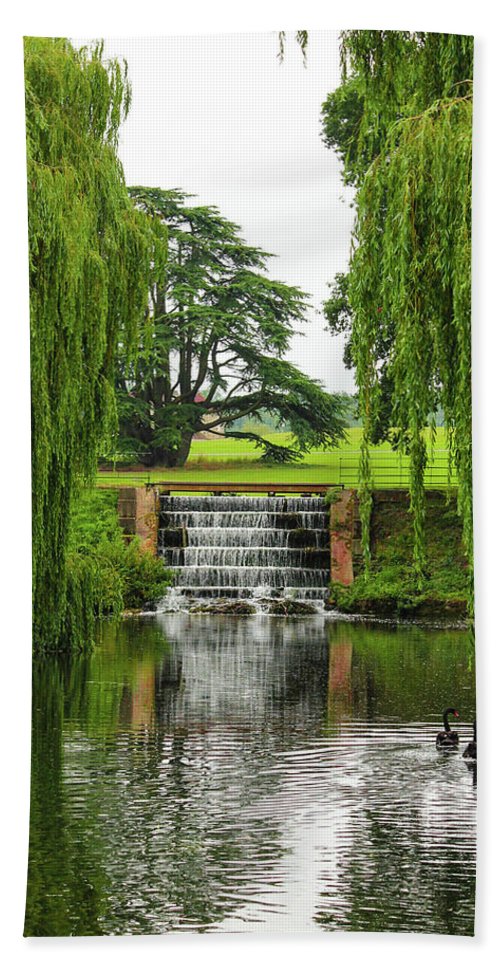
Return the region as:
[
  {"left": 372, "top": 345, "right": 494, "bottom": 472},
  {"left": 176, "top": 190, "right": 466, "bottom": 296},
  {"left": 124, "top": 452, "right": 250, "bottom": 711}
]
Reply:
[
  {"left": 26, "top": 38, "right": 160, "bottom": 651},
  {"left": 60, "top": 490, "right": 170, "bottom": 653},
  {"left": 320, "top": 32, "right": 473, "bottom": 601},
  {"left": 330, "top": 492, "right": 468, "bottom": 620}
]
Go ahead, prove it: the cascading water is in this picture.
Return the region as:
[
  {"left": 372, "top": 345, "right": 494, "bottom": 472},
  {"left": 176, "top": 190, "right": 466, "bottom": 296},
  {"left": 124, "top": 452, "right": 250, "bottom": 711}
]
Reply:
[{"left": 158, "top": 495, "right": 331, "bottom": 612}]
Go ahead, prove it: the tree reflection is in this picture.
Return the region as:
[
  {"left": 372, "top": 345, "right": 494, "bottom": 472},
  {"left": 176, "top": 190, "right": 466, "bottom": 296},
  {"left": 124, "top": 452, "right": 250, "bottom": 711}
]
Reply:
[{"left": 25, "top": 615, "right": 475, "bottom": 935}]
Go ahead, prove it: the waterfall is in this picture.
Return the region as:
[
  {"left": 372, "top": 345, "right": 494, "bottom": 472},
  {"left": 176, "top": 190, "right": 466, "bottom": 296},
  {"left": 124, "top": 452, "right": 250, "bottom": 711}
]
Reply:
[{"left": 158, "top": 495, "right": 331, "bottom": 612}]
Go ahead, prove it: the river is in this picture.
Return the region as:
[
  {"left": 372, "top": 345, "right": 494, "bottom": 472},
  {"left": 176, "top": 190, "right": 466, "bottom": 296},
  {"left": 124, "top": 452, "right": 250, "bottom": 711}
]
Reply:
[{"left": 25, "top": 614, "right": 476, "bottom": 936}]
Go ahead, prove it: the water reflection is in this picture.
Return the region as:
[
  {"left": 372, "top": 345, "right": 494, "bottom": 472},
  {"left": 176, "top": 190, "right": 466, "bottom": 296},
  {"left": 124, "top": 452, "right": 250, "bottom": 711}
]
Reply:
[{"left": 25, "top": 616, "right": 476, "bottom": 936}]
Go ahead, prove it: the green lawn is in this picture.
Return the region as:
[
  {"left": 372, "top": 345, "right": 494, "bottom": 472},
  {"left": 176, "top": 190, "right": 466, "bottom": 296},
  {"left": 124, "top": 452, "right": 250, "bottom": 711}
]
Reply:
[{"left": 97, "top": 428, "right": 456, "bottom": 490}]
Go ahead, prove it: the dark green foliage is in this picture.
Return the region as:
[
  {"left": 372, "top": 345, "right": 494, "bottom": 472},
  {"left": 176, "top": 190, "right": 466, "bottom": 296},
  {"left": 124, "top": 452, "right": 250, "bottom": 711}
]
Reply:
[
  {"left": 324, "top": 487, "right": 343, "bottom": 508},
  {"left": 323, "top": 31, "right": 473, "bottom": 589},
  {"left": 224, "top": 432, "right": 301, "bottom": 464},
  {"left": 323, "top": 272, "right": 352, "bottom": 346},
  {"left": 257, "top": 444, "right": 301, "bottom": 465},
  {"left": 26, "top": 38, "right": 156, "bottom": 651},
  {"left": 324, "top": 274, "right": 393, "bottom": 444},
  {"left": 61, "top": 489, "right": 171, "bottom": 652},
  {"left": 257, "top": 442, "right": 301, "bottom": 465},
  {"left": 116, "top": 187, "right": 347, "bottom": 466},
  {"left": 321, "top": 77, "right": 382, "bottom": 187},
  {"left": 115, "top": 540, "right": 171, "bottom": 611},
  {"left": 338, "top": 30, "right": 472, "bottom": 162},
  {"left": 330, "top": 492, "right": 469, "bottom": 618}
]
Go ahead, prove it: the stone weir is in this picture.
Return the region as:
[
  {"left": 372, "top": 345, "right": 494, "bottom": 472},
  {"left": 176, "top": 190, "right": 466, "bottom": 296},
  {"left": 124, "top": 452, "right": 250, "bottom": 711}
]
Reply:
[{"left": 158, "top": 494, "right": 331, "bottom": 612}]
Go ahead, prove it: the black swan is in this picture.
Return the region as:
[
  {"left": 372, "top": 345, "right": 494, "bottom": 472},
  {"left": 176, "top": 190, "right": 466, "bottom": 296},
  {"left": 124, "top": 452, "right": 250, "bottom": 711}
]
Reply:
[
  {"left": 436, "top": 707, "right": 459, "bottom": 749},
  {"left": 463, "top": 719, "right": 477, "bottom": 760}
]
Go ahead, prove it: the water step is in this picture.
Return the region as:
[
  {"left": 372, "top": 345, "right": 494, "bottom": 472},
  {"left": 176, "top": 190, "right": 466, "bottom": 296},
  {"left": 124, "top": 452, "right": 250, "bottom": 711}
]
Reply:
[
  {"left": 166, "top": 586, "right": 330, "bottom": 601},
  {"left": 158, "top": 495, "right": 331, "bottom": 610},
  {"left": 159, "top": 526, "right": 329, "bottom": 549},
  {"left": 170, "top": 566, "right": 330, "bottom": 588},
  {"left": 160, "top": 495, "right": 327, "bottom": 513},
  {"left": 159, "top": 511, "right": 329, "bottom": 529},
  {"left": 163, "top": 547, "right": 330, "bottom": 568}
]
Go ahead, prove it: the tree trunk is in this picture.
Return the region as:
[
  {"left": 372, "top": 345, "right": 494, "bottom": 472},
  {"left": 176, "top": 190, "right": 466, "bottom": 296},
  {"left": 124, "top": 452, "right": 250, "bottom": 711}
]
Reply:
[{"left": 154, "top": 433, "right": 194, "bottom": 468}]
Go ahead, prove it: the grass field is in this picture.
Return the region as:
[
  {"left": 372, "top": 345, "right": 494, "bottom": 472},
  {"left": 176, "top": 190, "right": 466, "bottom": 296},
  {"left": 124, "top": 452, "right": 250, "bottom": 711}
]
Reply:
[{"left": 97, "top": 428, "right": 457, "bottom": 490}]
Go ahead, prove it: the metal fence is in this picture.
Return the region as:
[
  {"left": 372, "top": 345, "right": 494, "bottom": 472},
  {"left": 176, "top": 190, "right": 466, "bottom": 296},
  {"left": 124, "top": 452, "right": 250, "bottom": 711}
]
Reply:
[
  {"left": 97, "top": 448, "right": 456, "bottom": 490},
  {"left": 335, "top": 450, "right": 456, "bottom": 489}
]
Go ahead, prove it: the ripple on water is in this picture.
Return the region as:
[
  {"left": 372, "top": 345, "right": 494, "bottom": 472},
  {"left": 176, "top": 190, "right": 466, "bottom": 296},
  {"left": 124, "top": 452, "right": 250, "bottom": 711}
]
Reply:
[{"left": 25, "top": 615, "right": 476, "bottom": 936}]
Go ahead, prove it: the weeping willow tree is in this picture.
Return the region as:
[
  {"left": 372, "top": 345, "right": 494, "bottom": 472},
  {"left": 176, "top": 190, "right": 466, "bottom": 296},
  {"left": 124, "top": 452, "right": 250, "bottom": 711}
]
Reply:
[
  {"left": 335, "top": 32, "right": 473, "bottom": 603},
  {"left": 26, "top": 38, "right": 156, "bottom": 651}
]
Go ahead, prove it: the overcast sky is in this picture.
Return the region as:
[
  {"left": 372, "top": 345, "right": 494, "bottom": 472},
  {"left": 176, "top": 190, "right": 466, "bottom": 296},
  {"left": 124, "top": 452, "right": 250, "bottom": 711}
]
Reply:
[{"left": 90, "top": 30, "right": 356, "bottom": 392}]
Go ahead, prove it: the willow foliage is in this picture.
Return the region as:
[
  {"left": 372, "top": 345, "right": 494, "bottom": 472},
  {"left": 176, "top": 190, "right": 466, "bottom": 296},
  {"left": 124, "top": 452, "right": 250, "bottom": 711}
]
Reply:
[
  {"left": 26, "top": 38, "right": 155, "bottom": 651},
  {"left": 340, "top": 32, "right": 473, "bottom": 593}
]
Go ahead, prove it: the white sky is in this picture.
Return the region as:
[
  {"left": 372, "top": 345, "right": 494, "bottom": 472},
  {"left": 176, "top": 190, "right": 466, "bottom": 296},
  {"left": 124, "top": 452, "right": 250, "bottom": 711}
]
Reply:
[{"left": 88, "top": 31, "right": 356, "bottom": 393}]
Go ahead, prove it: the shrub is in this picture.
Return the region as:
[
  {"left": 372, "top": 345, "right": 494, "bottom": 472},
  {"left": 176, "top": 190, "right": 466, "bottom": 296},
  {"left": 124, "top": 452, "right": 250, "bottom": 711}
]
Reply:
[{"left": 67, "top": 489, "right": 171, "bottom": 623}]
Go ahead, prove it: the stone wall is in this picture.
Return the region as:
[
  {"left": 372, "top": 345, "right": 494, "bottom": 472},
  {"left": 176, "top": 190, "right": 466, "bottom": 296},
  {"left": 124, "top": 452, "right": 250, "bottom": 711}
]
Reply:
[
  {"left": 329, "top": 489, "right": 360, "bottom": 586},
  {"left": 117, "top": 486, "right": 159, "bottom": 554},
  {"left": 118, "top": 485, "right": 362, "bottom": 586}
]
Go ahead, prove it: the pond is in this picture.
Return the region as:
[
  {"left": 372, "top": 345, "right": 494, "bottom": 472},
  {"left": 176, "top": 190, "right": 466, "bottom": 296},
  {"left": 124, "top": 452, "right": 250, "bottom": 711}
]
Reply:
[{"left": 25, "top": 615, "right": 476, "bottom": 936}]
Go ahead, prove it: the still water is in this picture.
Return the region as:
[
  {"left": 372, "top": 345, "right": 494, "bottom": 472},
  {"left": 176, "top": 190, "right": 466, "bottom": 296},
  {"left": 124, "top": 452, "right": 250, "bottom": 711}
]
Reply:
[{"left": 25, "top": 615, "right": 476, "bottom": 936}]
